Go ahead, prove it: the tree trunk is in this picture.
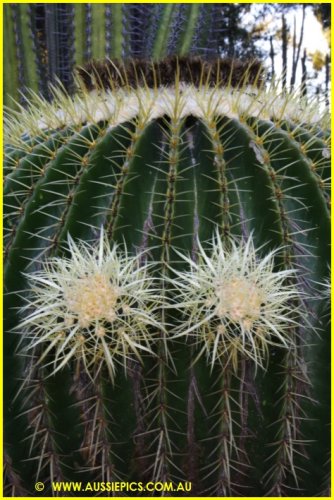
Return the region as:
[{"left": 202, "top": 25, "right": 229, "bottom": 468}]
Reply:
[
  {"left": 301, "top": 48, "right": 307, "bottom": 98},
  {"left": 269, "top": 35, "right": 275, "bottom": 78},
  {"left": 281, "top": 14, "right": 287, "bottom": 89},
  {"left": 290, "top": 5, "right": 306, "bottom": 90}
]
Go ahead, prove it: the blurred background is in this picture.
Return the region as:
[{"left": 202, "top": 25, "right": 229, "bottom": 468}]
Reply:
[{"left": 3, "top": 3, "right": 331, "bottom": 109}]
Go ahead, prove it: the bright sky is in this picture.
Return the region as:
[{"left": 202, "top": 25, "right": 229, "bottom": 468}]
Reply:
[
  {"left": 244, "top": 4, "right": 330, "bottom": 94},
  {"left": 288, "top": 8, "right": 328, "bottom": 55},
  {"left": 278, "top": 8, "right": 328, "bottom": 89}
]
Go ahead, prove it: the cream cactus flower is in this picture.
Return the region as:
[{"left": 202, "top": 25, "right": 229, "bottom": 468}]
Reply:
[
  {"left": 170, "top": 231, "right": 301, "bottom": 371},
  {"left": 18, "top": 230, "right": 163, "bottom": 380}
]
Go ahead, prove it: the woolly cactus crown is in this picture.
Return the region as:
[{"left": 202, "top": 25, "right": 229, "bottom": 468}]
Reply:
[{"left": 5, "top": 56, "right": 329, "bottom": 147}]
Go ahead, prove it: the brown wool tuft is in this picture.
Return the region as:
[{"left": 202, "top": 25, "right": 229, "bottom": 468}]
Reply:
[{"left": 77, "top": 56, "right": 264, "bottom": 92}]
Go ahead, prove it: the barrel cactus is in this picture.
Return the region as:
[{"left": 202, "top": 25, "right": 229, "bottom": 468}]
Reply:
[{"left": 4, "top": 57, "right": 330, "bottom": 497}]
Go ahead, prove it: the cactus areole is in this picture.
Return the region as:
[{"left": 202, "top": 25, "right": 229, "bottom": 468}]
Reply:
[{"left": 4, "top": 57, "right": 330, "bottom": 496}]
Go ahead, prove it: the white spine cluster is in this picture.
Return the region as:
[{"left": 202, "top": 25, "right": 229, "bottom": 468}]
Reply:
[
  {"left": 169, "top": 231, "right": 301, "bottom": 371},
  {"left": 18, "top": 231, "right": 163, "bottom": 380}
]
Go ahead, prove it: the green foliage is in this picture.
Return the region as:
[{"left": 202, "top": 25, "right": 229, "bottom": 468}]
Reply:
[{"left": 4, "top": 69, "right": 330, "bottom": 497}]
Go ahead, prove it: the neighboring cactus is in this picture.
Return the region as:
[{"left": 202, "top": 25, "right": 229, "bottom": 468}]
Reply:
[
  {"left": 4, "top": 3, "right": 223, "bottom": 109},
  {"left": 4, "top": 58, "right": 330, "bottom": 497}
]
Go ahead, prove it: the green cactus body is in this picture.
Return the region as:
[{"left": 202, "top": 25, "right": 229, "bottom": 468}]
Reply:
[{"left": 4, "top": 61, "right": 330, "bottom": 496}]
